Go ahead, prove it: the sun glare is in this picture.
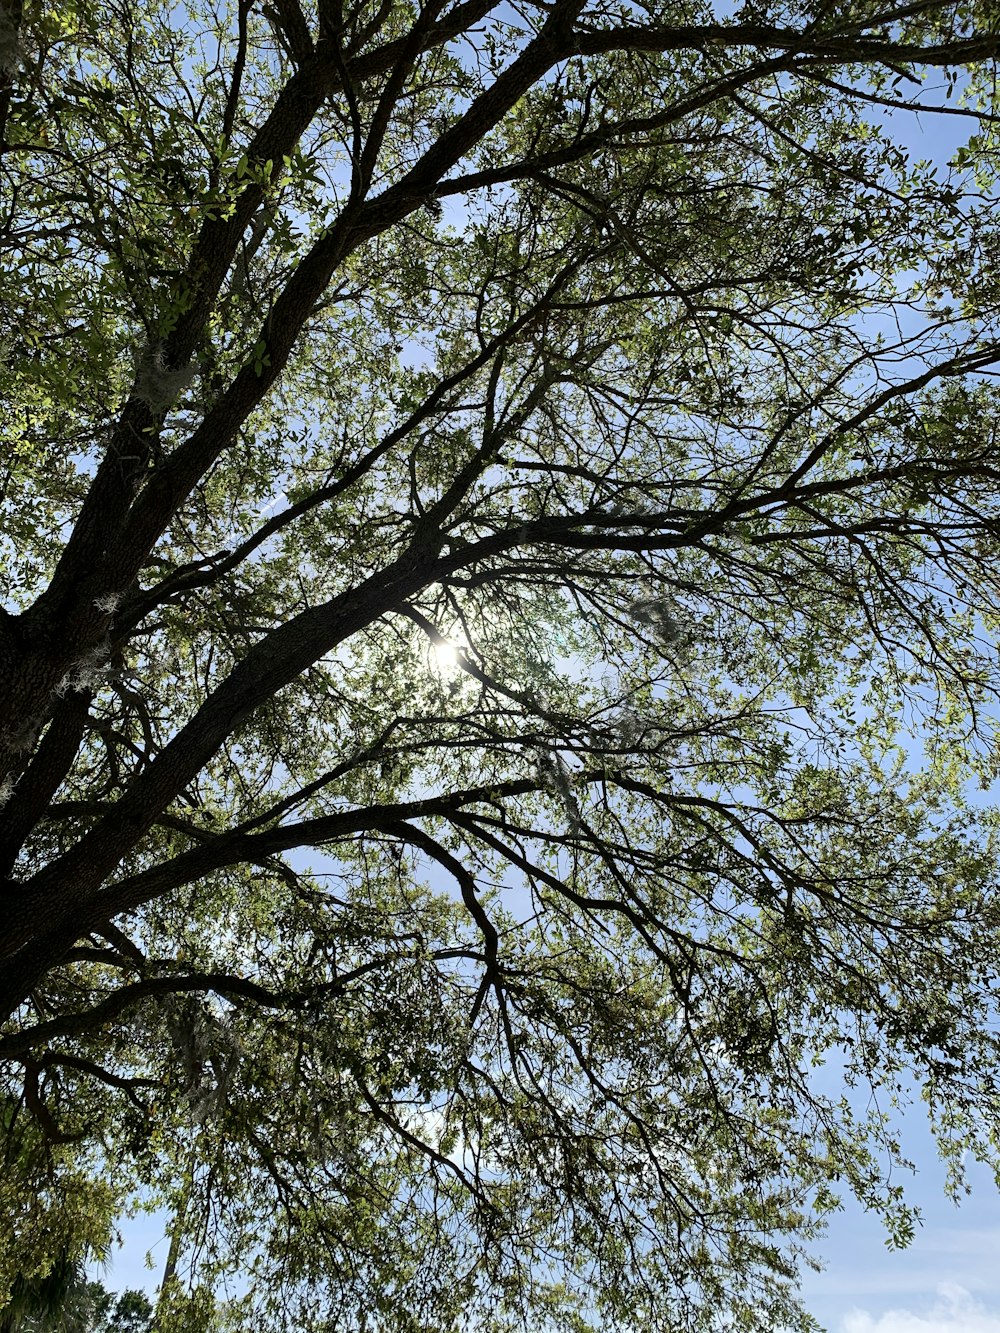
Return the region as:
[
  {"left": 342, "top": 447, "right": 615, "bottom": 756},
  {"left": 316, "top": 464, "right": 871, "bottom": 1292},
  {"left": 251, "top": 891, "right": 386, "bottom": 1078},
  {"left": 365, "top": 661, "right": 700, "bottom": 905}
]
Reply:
[{"left": 431, "top": 639, "right": 461, "bottom": 671}]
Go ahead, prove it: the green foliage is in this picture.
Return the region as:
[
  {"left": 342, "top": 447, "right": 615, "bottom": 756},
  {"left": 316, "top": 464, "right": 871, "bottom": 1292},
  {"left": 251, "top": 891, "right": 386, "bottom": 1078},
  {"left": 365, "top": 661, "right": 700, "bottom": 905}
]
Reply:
[
  {"left": 3, "top": 0, "right": 1000, "bottom": 1330},
  {"left": 0, "top": 1261, "right": 153, "bottom": 1333}
]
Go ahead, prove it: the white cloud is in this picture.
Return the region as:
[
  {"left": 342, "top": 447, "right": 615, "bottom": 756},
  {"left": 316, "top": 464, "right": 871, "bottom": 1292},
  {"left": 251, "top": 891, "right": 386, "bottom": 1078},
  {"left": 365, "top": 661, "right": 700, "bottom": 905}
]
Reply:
[{"left": 843, "top": 1285, "right": 1000, "bottom": 1333}]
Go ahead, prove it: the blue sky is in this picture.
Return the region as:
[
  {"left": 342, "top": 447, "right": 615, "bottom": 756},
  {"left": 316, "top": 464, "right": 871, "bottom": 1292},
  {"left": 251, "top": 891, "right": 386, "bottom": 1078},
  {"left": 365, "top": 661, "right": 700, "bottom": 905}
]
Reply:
[
  {"left": 787, "top": 81, "right": 1000, "bottom": 1333},
  {"left": 799, "top": 1119, "right": 1000, "bottom": 1330}
]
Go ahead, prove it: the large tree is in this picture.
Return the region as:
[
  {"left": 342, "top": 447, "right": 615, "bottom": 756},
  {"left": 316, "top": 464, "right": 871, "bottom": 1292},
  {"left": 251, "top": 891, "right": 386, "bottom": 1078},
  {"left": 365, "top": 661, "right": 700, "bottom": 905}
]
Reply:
[{"left": 4, "top": 0, "right": 1000, "bottom": 1327}]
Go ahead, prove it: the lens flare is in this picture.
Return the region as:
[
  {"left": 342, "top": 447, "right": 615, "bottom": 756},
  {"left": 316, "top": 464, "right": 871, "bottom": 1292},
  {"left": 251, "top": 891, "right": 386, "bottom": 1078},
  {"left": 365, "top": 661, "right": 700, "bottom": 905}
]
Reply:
[{"left": 431, "top": 639, "right": 461, "bottom": 670}]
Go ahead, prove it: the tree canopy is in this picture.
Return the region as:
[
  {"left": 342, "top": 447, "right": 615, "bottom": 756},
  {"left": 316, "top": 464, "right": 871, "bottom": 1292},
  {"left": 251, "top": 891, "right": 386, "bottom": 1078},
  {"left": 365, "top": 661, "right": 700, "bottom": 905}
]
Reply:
[
  {"left": 0, "top": 1255, "right": 154, "bottom": 1333},
  {"left": 4, "top": 0, "right": 1000, "bottom": 1328}
]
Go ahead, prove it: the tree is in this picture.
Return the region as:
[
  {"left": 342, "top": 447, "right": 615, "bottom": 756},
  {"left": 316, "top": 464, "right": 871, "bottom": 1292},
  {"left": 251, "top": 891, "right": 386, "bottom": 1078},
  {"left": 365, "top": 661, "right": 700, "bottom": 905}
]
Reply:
[
  {"left": 0, "top": 1264, "right": 155, "bottom": 1333},
  {"left": 4, "top": 0, "right": 1000, "bottom": 1326},
  {"left": 0, "top": 1251, "right": 93, "bottom": 1333}
]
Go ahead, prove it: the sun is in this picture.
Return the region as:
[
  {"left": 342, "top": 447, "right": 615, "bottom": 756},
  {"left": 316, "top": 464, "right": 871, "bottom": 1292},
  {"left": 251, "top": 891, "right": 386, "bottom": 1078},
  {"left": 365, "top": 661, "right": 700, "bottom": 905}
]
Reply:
[
  {"left": 432, "top": 637, "right": 461, "bottom": 666},
  {"left": 431, "top": 638, "right": 462, "bottom": 671}
]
